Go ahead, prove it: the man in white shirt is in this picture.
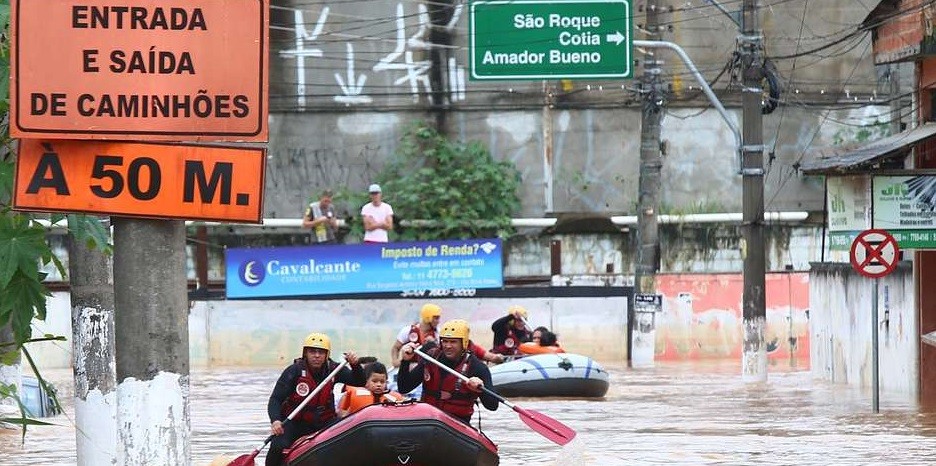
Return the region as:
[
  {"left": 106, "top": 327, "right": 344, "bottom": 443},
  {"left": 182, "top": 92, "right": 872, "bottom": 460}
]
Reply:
[{"left": 361, "top": 183, "right": 393, "bottom": 243}]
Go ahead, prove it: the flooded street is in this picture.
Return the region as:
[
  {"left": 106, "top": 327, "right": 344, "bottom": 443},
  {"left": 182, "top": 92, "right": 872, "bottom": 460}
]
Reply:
[{"left": 2, "top": 361, "right": 935, "bottom": 465}]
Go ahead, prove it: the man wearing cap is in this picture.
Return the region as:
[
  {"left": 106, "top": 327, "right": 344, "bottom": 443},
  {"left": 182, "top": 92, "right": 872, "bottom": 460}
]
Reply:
[
  {"left": 302, "top": 189, "right": 338, "bottom": 244},
  {"left": 361, "top": 183, "right": 393, "bottom": 243}
]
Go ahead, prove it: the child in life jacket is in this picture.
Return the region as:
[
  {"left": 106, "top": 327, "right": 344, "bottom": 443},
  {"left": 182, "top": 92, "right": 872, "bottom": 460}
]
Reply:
[{"left": 337, "top": 361, "right": 405, "bottom": 417}]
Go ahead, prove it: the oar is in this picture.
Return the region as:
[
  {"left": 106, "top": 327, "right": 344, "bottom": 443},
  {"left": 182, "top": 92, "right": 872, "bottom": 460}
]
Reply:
[
  {"left": 227, "top": 360, "right": 350, "bottom": 466},
  {"left": 413, "top": 346, "right": 576, "bottom": 445}
]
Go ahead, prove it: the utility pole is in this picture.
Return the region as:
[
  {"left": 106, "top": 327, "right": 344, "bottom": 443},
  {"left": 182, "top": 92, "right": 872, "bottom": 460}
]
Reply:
[
  {"left": 889, "top": 64, "right": 901, "bottom": 135},
  {"left": 631, "top": 0, "right": 664, "bottom": 367},
  {"left": 68, "top": 221, "right": 117, "bottom": 466},
  {"left": 740, "top": 0, "right": 767, "bottom": 382},
  {"left": 543, "top": 80, "right": 555, "bottom": 213},
  {"left": 114, "top": 218, "right": 190, "bottom": 465},
  {"left": 427, "top": 0, "right": 454, "bottom": 133}
]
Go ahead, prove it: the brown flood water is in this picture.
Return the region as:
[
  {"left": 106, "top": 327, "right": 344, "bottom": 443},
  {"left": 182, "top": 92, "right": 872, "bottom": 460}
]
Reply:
[{"left": 2, "top": 361, "right": 936, "bottom": 465}]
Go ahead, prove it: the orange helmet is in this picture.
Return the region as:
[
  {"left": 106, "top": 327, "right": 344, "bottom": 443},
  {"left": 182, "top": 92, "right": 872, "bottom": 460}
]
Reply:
[{"left": 420, "top": 303, "right": 442, "bottom": 324}]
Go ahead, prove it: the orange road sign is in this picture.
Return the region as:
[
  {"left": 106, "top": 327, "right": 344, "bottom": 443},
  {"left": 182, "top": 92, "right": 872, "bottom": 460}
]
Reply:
[
  {"left": 14, "top": 139, "right": 266, "bottom": 223},
  {"left": 10, "top": 1, "right": 268, "bottom": 142}
]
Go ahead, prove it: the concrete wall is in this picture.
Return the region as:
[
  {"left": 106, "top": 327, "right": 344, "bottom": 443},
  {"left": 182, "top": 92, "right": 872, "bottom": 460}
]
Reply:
[
  {"left": 31, "top": 291, "right": 629, "bottom": 369},
  {"left": 263, "top": 0, "right": 890, "bottom": 218},
  {"left": 656, "top": 273, "right": 810, "bottom": 364},
  {"left": 809, "top": 263, "right": 918, "bottom": 395},
  {"left": 32, "top": 271, "right": 812, "bottom": 371},
  {"left": 265, "top": 106, "right": 889, "bottom": 220}
]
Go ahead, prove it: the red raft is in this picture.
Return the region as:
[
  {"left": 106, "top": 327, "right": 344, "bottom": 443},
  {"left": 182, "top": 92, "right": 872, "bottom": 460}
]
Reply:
[{"left": 284, "top": 401, "right": 499, "bottom": 466}]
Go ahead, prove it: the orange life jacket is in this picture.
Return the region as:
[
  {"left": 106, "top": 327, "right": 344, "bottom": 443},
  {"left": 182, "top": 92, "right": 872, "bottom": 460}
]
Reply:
[
  {"left": 339, "top": 386, "right": 405, "bottom": 415},
  {"left": 518, "top": 342, "right": 566, "bottom": 355}
]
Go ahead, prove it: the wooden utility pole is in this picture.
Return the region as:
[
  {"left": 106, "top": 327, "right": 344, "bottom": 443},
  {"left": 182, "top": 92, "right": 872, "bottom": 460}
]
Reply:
[
  {"left": 741, "top": 0, "right": 767, "bottom": 382},
  {"left": 68, "top": 222, "right": 117, "bottom": 466},
  {"left": 631, "top": 0, "right": 664, "bottom": 367},
  {"left": 889, "top": 64, "right": 902, "bottom": 135},
  {"left": 427, "top": 0, "right": 454, "bottom": 133},
  {"left": 543, "top": 80, "right": 555, "bottom": 213}
]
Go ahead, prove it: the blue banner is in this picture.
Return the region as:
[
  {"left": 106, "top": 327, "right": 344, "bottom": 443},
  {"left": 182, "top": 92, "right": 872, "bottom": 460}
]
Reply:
[{"left": 225, "top": 239, "right": 504, "bottom": 298}]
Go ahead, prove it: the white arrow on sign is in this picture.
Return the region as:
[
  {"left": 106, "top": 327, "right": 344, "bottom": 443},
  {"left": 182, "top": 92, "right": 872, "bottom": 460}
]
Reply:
[{"left": 606, "top": 31, "right": 625, "bottom": 45}]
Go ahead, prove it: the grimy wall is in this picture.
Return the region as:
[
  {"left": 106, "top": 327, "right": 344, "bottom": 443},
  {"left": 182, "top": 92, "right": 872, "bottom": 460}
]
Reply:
[
  {"left": 809, "top": 263, "right": 918, "bottom": 395},
  {"left": 32, "top": 271, "right": 810, "bottom": 372},
  {"left": 265, "top": 1, "right": 892, "bottom": 219}
]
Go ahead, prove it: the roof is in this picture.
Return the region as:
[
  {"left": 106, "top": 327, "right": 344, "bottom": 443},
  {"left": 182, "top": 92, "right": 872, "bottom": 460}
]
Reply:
[
  {"left": 861, "top": 0, "right": 899, "bottom": 30},
  {"left": 799, "top": 123, "right": 936, "bottom": 175}
]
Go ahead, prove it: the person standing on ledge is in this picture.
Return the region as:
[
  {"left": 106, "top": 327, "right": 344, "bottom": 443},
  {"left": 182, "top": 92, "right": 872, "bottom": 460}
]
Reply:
[
  {"left": 302, "top": 188, "right": 338, "bottom": 245},
  {"left": 361, "top": 183, "right": 393, "bottom": 243}
]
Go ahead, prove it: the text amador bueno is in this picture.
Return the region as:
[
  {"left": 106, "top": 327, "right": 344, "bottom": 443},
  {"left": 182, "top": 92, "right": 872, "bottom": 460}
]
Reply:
[{"left": 482, "top": 14, "right": 609, "bottom": 65}]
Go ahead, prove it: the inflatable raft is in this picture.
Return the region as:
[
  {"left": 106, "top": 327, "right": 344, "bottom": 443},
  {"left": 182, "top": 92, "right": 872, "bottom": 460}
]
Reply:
[
  {"left": 490, "top": 353, "right": 609, "bottom": 398},
  {"left": 285, "top": 401, "right": 498, "bottom": 466}
]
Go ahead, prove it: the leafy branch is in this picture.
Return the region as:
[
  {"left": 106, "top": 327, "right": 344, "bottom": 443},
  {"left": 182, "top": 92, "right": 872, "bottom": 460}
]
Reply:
[{"left": 372, "top": 123, "right": 521, "bottom": 241}]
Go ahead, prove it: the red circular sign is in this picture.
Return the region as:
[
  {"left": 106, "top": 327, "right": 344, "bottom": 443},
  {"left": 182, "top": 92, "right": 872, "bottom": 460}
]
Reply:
[{"left": 850, "top": 229, "right": 900, "bottom": 279}]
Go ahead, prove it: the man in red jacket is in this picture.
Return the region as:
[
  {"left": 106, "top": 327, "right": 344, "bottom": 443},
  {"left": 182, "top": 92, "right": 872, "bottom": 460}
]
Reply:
[
  {"left": 398, "top": 319, "right": 498, "bottom": 424},
  {"left": 265, "top": 333, "right": 364, "bottom": 466}
]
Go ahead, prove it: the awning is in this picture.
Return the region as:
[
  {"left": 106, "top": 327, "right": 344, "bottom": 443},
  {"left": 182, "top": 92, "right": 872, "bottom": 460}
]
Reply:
[{"left": 798, "top": 123, "right": 936, "bottom": 175}]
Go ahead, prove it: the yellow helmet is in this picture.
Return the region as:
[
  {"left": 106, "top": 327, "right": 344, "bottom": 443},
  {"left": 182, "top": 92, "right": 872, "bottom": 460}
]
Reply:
[
  {"left": 438, "top": 319, "right": 470, "bottom": 348},
  {"left": 420, "top": 303, "right": 442, "bottom": 324},
  {"left": 302, "top": 333, "right": 331, "bottom": 353},
  {"left": 508, "top": 305, "right": 528, "bottom": 320}
]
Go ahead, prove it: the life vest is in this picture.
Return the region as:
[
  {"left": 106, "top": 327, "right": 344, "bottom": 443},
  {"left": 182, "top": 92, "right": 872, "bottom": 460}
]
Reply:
[
  {"left": 280, "top": 359, "right": 339, "bottom": 425},
  {"left": 421, "top": 347, "right": 477, "bottom": 421},
  {"left": 518, "top": 342, "right": 566, "bottom": 355},
  {"left": 406, "top": 323, "right": 438, "bottom": 344},
  {"left": 493, "top": 327, "right": 529, "bottom": 355},
  {"left": 340, "top": 386, "right": 405, "bottom": 415}
]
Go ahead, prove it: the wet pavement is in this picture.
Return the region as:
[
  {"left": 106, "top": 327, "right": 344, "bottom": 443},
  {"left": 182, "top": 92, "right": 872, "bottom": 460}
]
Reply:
[{"left": 2, "top": 360, "right": 935, "bottom": 465}]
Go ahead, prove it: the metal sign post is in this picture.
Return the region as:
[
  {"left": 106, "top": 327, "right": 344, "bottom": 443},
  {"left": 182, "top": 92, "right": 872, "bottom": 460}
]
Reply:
[{"left": 850, "top": 229, "right": 900, "bottom": 413}]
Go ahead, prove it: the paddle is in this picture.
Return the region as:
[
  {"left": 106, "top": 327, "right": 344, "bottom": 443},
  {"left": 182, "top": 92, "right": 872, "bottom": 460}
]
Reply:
[
  {"left": 226, "top": 360, "right": 350, "bottom": 466},
  {"left": 413, "top": 346, "right": 576, "bottom": 446}
]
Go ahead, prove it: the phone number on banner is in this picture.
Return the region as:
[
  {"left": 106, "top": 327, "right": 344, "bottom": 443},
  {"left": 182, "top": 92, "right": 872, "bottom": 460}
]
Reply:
[{"left": 401, "top": 289, "right": 478, "bottom": 298}]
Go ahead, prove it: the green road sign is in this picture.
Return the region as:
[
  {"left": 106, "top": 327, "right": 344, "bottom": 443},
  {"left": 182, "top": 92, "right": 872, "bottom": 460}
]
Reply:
[{"left": 469, "top": 0, "right": 632, "bottom": 80}]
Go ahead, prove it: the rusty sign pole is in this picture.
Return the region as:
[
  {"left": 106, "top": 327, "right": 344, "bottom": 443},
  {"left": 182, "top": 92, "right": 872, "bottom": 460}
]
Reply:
[
  {"left": 850, "top": 229, "right": 900, "bottom": 414},
  {"left": 872, "top": 278, "right": 880, "bottom": 413}
]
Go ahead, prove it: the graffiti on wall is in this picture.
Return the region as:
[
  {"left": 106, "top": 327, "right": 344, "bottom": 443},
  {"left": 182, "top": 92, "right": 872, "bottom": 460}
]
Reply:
[
  {"left": 280, "top": 3, "right": 466, "bottom": 108},
  {"left": 655, "top": 273, "right": 810, "bottom": 364}
]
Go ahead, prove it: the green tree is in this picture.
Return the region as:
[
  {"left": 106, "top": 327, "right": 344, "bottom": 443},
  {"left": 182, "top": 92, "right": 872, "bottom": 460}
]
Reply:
[
  {"left": 0, "top": 0, "right": 109, "bottom": 434},
  {"left": 373, "top": 123, "right": 521, "bottom": 241}
]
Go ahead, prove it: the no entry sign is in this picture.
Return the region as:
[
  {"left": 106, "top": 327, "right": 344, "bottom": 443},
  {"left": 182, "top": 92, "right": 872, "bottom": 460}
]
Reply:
[{"left": 850, "top": 229, "right": 900, "bottom": 279}]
